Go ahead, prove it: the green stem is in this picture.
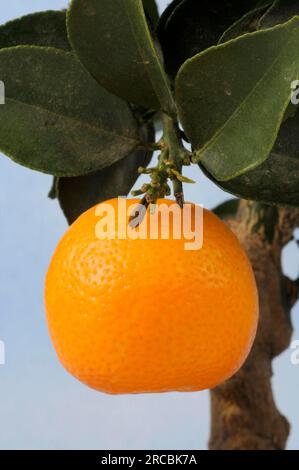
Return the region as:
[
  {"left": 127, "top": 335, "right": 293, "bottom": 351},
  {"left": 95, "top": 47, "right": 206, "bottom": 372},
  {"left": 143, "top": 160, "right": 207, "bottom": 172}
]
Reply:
[
  {"left": 131, "top": 113, "right": 192, "bottom": 207},
  {"left": 161, "top": 114, "right": 186, "bottom": 206},
  {"left": 162, "top": 114, "right": 184, "bottom": 165}
]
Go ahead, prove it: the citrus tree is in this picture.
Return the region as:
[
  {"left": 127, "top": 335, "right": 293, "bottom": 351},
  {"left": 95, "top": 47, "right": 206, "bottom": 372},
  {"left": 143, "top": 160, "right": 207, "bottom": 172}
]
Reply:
[{"left": 1, "top": 0, "right": 299, "bottom": 450}]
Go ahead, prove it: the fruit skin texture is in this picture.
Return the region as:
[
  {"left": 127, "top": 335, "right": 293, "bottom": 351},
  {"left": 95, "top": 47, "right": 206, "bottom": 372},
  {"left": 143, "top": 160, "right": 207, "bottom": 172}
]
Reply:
[{"left": 45, "top": 198, "right": 258, "bottom": 394}]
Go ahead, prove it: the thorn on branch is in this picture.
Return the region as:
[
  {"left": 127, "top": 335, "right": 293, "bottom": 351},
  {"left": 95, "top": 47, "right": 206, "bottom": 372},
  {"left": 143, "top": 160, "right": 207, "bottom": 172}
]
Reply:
[{"left": 175, "top": 192, "right": 184, "bottom": 209}]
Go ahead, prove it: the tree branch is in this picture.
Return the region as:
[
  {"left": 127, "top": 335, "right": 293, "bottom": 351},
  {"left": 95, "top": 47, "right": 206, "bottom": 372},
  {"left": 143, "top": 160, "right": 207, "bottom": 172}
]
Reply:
[{"left": 209, "top": 200, "right": 299, "bottom": 450}]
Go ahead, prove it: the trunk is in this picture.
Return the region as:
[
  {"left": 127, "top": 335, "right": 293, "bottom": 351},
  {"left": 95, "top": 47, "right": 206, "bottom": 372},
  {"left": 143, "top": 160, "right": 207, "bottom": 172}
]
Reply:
[{"left": 209, "top": 201, "right": 299, "bottom": 450}]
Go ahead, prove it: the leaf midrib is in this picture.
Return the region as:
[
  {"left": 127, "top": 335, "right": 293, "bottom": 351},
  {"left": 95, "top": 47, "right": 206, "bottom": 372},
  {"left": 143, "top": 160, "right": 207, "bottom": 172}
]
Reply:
[
  {"left": 5, "top": 97, "right": 140, "bottom": 147},
  {"left": 196, "top": 19, "right": 299, "bottom": 157},
  {"left": 123, "top": 0, "right": 175, "bottom": 114}
]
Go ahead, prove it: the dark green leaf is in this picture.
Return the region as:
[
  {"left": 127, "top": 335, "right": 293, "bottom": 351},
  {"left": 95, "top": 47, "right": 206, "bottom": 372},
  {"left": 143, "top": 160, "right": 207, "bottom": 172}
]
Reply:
[
  {"left": 176, "top": 18, "right": 299, "bottom": 181},
  {"left": 203, "top": 111, "right": 299, "bottom": 206},
  {"left": 158, "top": 0, "right": 256, "bottom": 79},
  {"left": 143, "top": 0, "right": 159, "bottom": 27},
  {"left": 58, "top": 123, "right": 155, "bottom": 224},
  {"left": 67, "top": 0, "right": 175, "bottom": 113},
  {"left": 0, "top": 47, "right": 142, "bottom": 176},
  {"left": 213, "top": 199, "right": 239, "bottom": 220},
  {"left": 0, "top": 10, "right": 70, "bottom": 50}
]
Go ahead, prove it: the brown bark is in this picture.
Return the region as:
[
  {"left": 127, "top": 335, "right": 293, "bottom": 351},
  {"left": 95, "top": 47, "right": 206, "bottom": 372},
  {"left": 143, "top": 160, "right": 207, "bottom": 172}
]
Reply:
[{"left": 209, "top": 201, "right": 299, "bottom": 450}]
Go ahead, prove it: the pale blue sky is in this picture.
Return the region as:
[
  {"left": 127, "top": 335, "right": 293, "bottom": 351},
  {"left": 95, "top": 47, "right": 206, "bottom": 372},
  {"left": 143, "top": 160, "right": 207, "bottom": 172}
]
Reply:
[{"left": 0, "top": 0, "right": 299, "bottom": 450}]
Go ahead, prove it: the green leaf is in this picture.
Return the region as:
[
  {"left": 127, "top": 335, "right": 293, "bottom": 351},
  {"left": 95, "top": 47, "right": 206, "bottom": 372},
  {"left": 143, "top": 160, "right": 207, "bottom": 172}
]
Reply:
[
  {"left": 157, "top": 0, "right": 256, "bottom": 79},
  {"left": 58, "top": 123, "right": 155, "bottom": 224},
  {"left": 176, "top": 17, "right": 299, "bottom": 181},
  {"left": 219, "top": 1, "right": 299, "bottom": 126},
  {"left": 143, "top": 0, "right": 159, "bottom": 27},
  {"left": 67, "top": 0, "right": 175, "bottom": 113},
  {"left": 213, "top": 199, "right": 239, "bottom": 220},
  {"left": 0, "top": 46, "right": 142, "bottom": 176},
  {"left": 203, "top": 111, "right": 299, "bottom": 206},
  {"left": 0, "top": 10, "right": 70, "bottom": 50}
]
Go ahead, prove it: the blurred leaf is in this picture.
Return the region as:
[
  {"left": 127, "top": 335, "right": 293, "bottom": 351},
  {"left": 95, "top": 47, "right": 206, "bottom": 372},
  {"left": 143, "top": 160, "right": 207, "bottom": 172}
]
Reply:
[
  {"left": 0, "top": 10, "right": 70, "bottom": 50},
  {"left": 157, "top": 0, "right": 255, "bottom": 79},
  {"left": 203, "top": 111, "right": 299, "bottom": 206},
  {"left": 213, "top": 199, "right": 239, "bottom": 220},
  {"left": 0, "top": 47, "right": 143, "bottom": 177},
  {"left": 58, "top": 123, "right": 155, "bottom": 224},
  {"left": 176, "top": 18, "right": 299, "bottom": 181},
  {"left": 157, "top": 0, "right": 182, "bottom": 34},
  {"left": 67, "top": 0, "right": 175, "bottom": 113},
  {"left": 219, "top": 4, "right": 272, "bottom": 43},
  {"left": 220, "top": 0, "right": 299, "bottom": 43},
  {"left": 259, "top": 0, "right": 299, "bottom": 28},
  {"left": 143, "top": 0, "right": 159, "bottom": 26},
  {"left": 255, "top": 0, "right": 275, "bottom": 6}
]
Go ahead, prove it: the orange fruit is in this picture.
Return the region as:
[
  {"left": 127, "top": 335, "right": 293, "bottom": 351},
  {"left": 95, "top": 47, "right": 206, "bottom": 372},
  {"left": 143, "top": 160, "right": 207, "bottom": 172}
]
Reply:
[{"left": 45, "top": 198, "right": 258, "bottom": 394}]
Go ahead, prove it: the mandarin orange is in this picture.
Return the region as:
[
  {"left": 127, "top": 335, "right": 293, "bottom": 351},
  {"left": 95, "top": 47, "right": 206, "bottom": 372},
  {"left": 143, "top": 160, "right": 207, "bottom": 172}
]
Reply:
[{"left": 45, "top": 198, "right": 258, "bottom": 394}]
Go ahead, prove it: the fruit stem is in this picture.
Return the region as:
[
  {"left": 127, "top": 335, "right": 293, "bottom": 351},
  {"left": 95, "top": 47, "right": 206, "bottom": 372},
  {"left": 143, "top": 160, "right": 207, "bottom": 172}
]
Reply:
[
  {"left": 130, "top": 114, "right": 193, "bottom": 226},
  {"left": 161, "top": 113, "right": 185, "bottom": 207}
]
